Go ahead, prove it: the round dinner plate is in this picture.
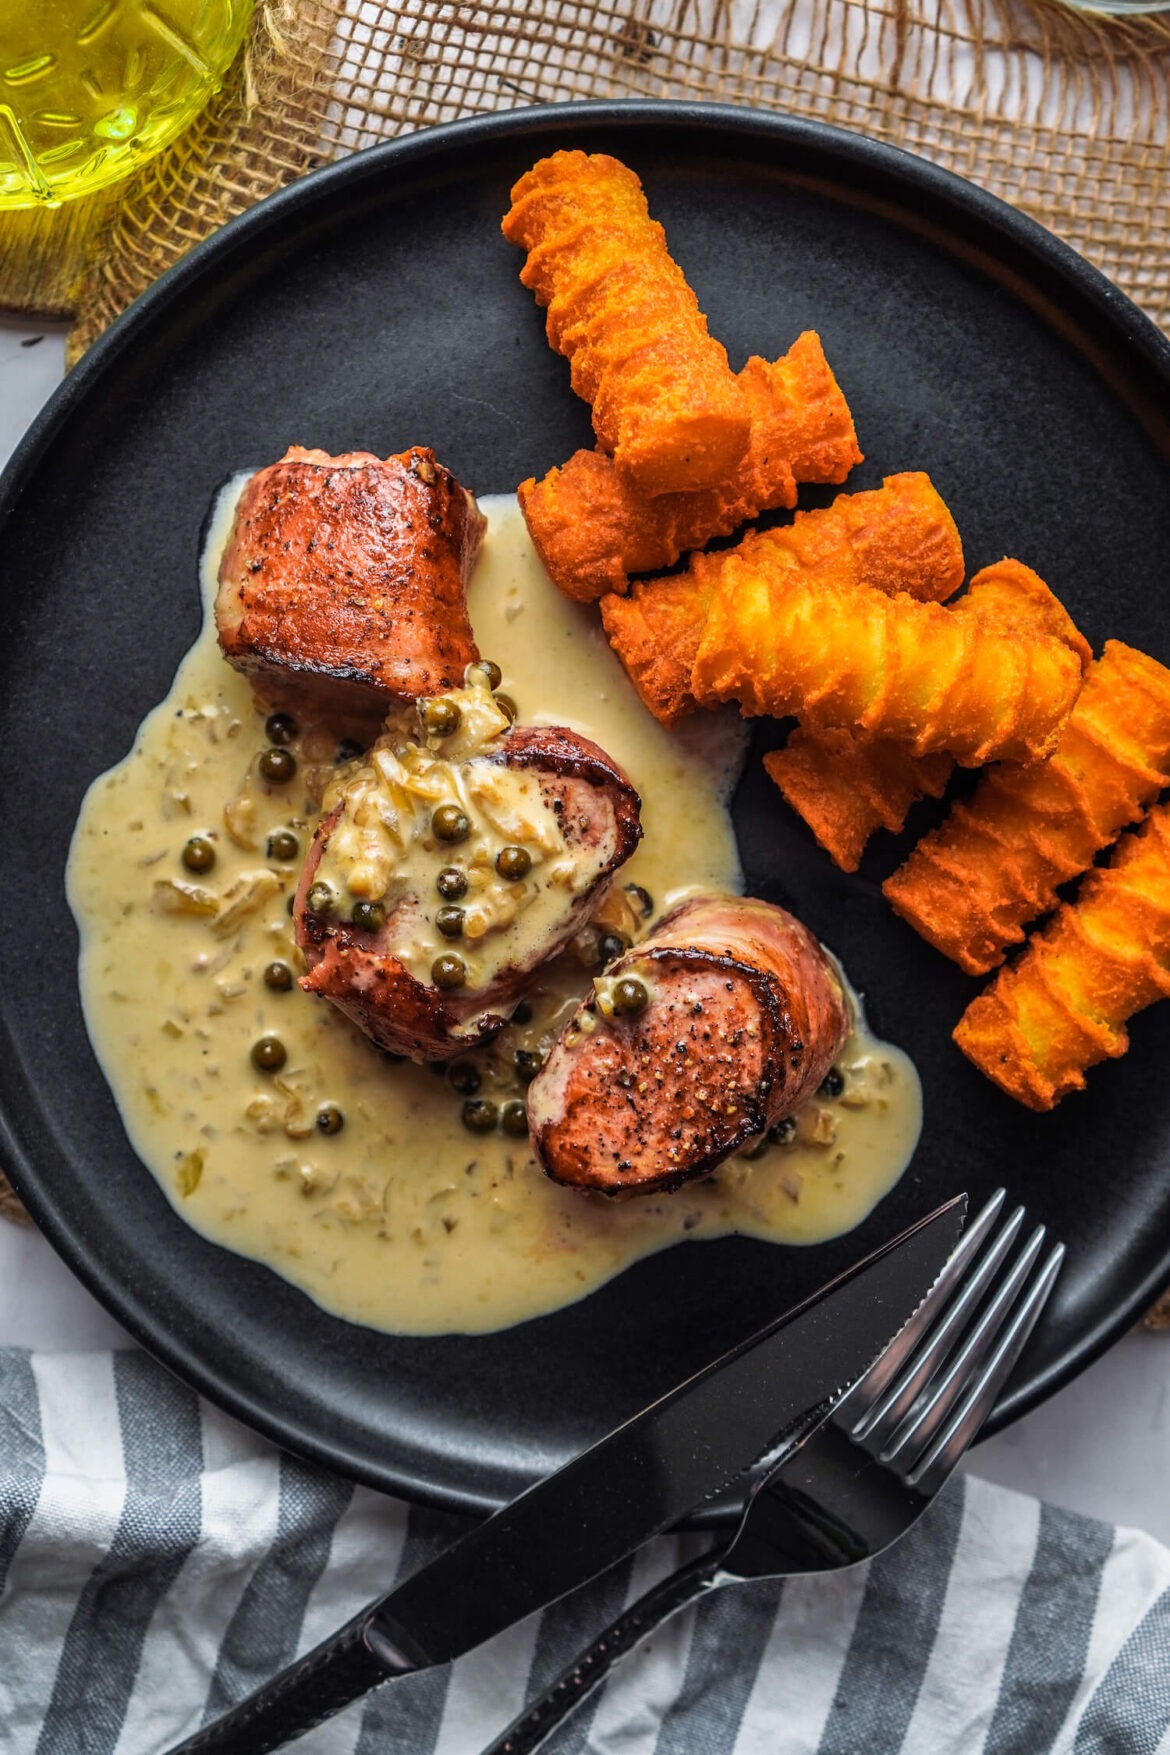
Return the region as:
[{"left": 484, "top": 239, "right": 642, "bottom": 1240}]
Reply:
[{"left": 2, "top": 102, "right": 1169, "bottom": 1519}]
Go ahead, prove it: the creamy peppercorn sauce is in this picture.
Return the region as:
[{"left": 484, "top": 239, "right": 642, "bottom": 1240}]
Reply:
[
  {"left": 312, "top": 674, "right": 621, "bottom": 996},
  {"left": 67, "top": 484, "right": 923, "bottom": 1335}
]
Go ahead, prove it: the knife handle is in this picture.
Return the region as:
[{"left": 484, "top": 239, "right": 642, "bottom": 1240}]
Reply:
[
  {"left": 481, "top": 1550, "right": 722, "bottom": 1755},
  {"left": 166, "top": 1609, "right": 419, "bottom": 1754}
]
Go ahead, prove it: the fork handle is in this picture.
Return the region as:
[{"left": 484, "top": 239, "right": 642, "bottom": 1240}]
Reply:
[{"left": 481, "top": 1550, "right": 722, "bottom": 1755}]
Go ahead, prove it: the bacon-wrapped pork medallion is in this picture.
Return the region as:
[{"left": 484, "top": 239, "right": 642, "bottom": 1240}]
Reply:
[
  {"left": 216, "top": 446, "right": 484, "bottom": 733},
  {"left": 502, "top": 151, "right": 750, "bottom": 496},
  {"left": 527, "top": 894, "right": 849, "bottom": 1194},
  {"left": 293, "top": 669, "right": 642, "bottom": 1060},
  {"left": 518, "top": 332, "right": 861, "bottom": 602}
]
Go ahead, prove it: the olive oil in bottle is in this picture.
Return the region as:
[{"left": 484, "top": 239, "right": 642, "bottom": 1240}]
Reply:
[{"left": 0, "top": 0, "right": 253, "bottom": 208}]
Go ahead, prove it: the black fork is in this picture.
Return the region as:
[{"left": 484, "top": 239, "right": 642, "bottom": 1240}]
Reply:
[{"left": 481, "top": 1189, "right": 1064, "bottom": 1755}]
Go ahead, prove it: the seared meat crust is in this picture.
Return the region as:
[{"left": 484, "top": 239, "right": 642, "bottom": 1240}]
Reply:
[
  {"left": 216, "top": 446, "right": 484, "bottom": 730},
  {"left": 294, "top": 727, "right": 642, "bottom": 1061},
  {"left": 528, "top": 894, "right": 849, "bottom": 1193}
]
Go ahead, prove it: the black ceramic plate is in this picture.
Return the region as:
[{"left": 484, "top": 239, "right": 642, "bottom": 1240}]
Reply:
[{"left": 2, "top": 102, "right": 1169, "bottom": 1519}]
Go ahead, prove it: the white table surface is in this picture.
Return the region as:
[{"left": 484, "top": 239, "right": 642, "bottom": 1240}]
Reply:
[{"left": 4, "top": 313, "right": 1169, "bottom": 1542}]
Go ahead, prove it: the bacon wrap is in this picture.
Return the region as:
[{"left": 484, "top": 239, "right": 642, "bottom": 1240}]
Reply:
[
  {"left": 527, "top": 894, "right": 849, "bottom": 1194},
  {"left": 216, "top": 446, "right": 484, "bottom": 733},
  {"left": 293, "top": 726, "right": 641, "bottom": 1062}
]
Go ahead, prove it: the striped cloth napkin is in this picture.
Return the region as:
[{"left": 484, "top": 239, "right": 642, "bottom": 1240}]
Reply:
[{"left": 4, "top": 1350, "right": 1170, "bottom": 1755}]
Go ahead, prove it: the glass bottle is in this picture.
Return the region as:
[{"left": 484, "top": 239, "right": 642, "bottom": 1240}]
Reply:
[{"left": 0, "top": 0, "right": 254, "bottom": 209}]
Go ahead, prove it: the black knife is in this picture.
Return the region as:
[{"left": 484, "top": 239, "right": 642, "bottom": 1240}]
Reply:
[{"left": 169, "top": 1194, "right": 965, "bottom": 1754}]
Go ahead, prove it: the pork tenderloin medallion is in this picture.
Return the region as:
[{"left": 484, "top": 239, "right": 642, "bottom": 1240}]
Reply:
[
  {"left": 216, "top": 445, "right": 485, "bottom": 734},
  {"left": 293, "top": 670, "right": 642, "bottom": 1060},
  {"left": 527, "top": 893, "right": 849, "bottom": 1194}
]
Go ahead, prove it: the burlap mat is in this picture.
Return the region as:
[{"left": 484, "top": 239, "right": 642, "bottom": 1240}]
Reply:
[
  {"left": 66, "top": 0, "right": 1170, "bottom": 364},
  {"left": 6, "top": 0, "right": 1170, "bottom": 1328}
]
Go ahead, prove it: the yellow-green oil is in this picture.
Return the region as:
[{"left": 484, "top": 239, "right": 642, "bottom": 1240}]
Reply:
[{"left": 0, "top": 0, "right": 253, "bottom": 208}]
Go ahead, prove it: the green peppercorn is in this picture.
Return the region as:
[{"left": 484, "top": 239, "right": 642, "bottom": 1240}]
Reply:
[
  {"left": 286, "top": 895, "right": 295, "bottom": 916},
  {"left": 258, "top": 746, "right": 297, "bottom": 784},
  {"left": 625, "top": 883, "right": 654, "bottom": 918},
  {"left": 768, "top": 1116, "right": 797, "bottom": 1146},
  {"left": 436, "top": 904, "right": 465, "bottom": 939},
  {"left": 820, "top": 1068, "right": 845, "bottom": 1099},
  {"left": 267, "top": 829, "right": 299, "bottom": 862},
  {"left": 432, "top": 952, "right": 467, "bottom": 990},
  {"left": 335, "top": 739, "right": 363, "bottom": 764},
  {"left": 436, "top": 866, "right": 468, "bottom": 901},
  {"left": 432, "top": 804, "right": 471, "bottom": 844},
  {"left": 419, "top": 697, "right": 462, "bottom": 738},
  {"left": 462, "top": 1097, "right": 498, "bottom": 1133},
  {"left": 475, "top": 659, "right": 503, "bottom": 689},
  {"left": 265, "top": 712, "right": 297, "bottom": 745},
  {"left": 514, "top": 1046, "right": 545, "bottom": 1084},
  {"left": 500, "top": 1099, "right": 529, "bottom": 1138},
  {"left": 496, "top": 845, "right": 532, "bottom": 881},
  {"left": 598, "top": 931, "right": 628, "bottom": 967},
  {"left": 251, "top": 1035, "right": 287, "bottom": 1073},
  {"left": 263, "top": 961, "right": 294, "bottom": 992},
  {"left": 740, "top": 1134, "right": 770, "bottom": 1161},
  {"left": 316, "top": 1104, "right": 344, "bottom": 1135},
  {"left": 512, "top": 999, "right": 534, "bottom": 1026},
  {"left": 448, "top": 1060, "right": 481, "bottom": 1096},
  {"left": 613, "top": 976, "right": 649, "bottom": 1015},
  {"left": 306, "top": 881, "right": 334, "bottom": 916},
  {"left": 350, "top": 899, "right": 386, "bottom": 933},
  {"left": 495, "top": 693, "right": 518, "bottom": 724},
  {"left": 181, "top": 835, "right": 216, "bottom": 874}
]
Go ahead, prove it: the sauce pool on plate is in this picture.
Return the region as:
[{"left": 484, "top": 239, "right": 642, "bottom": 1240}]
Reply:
[{"left": 67, "top": 484, "right": 923, "bottom": 1335}]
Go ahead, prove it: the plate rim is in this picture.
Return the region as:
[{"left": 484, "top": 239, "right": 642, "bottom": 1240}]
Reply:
[{"left": 3, "top": 97, "right": 1170, "bottom": 1513}]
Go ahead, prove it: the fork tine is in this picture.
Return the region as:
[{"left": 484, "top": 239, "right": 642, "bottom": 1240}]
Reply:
[
  {"left": 878, "top": 1222, "right": 1049, "bottom": 1469},
  {"left": 849, "top": 1200, "right": 1025, "bottom": 1445},
  {"left": 841, "top": 1189, "right": 1007, "bottom": 1424},
  {"left": 906, "top": 1243, "right": 1065, "bottom": 1493}
]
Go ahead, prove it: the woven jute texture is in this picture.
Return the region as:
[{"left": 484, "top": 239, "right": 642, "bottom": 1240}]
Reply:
[{"left": 66, "top": 0, "right": 1170, "bottom": 365}]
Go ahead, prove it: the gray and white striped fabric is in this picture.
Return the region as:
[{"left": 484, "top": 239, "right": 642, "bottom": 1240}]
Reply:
[{"left": 4, "top": 1349, "right": 1170, "bottom": 1755}]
